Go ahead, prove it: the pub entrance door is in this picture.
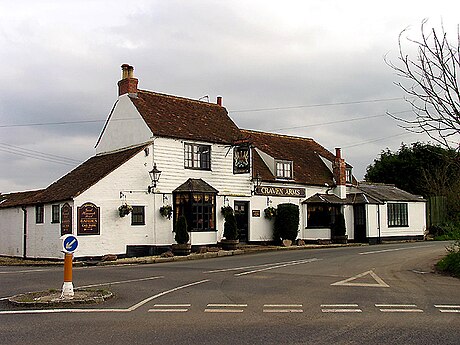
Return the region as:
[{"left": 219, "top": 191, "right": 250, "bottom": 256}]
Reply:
[{"left": 234, "top": 201, "right": 249, "bottom": 242}]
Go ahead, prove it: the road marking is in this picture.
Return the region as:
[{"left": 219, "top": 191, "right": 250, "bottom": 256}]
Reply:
[
  {"left": 0, "top": 280, "right": 209, "bottom": 315},
  {"left": 434, "top": 305, "right": 460, "bottom": 313},
  {"left": 321, "top": 304, "right": 362, "bottom": 313},
  {"left": 148, "top": 304, "right": 190, "bottom": 313},
  {"left": 77, "top": 276, "right": 164, "bottom": 288},
  {"left": 331, "top": 270, "right": 389, "bottom": 288},
  {"left": 0, "top": 268, "right": 55, "bottom": 275},
  {"left": 0, "top": 309, "right": 130, "bottom": 314},
  {"left": 235, "top": 258, "right": 321, "bottom": 276},
  {"left": 204, "top": 258, "right": 319, "bottom": 274},
  {"left": 128, "top": 279, "right": 209, "bottom": 311},
  {"left": 263, "top": 304, "right": 303, "bottom": 313},
  {"left": 359, "top": 245, "right": 435, "bottom": 255},
  {"left": 205, "top": 303, "right": 247, "bottom": 313},
  {"left": 321, "top": 304, "right": 359, "bottom": 307},
  {"left": 380, "top": 309, "right": 423, "bottom": 313},
  {"left": 322, "top": 309, "right": 362, "bottom": 313},
  {"left": 376, "top": 303, "right": 423, "bottom": 313}
]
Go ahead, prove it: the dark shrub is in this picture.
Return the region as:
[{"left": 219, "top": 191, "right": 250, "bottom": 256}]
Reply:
[
  {"left": 174, "top": 215, "right": 189, "bottom": 244},
  {"left": 274, "top": 203, "right": 299, "bottom": 242},
  {"left": 436, "top": 240, "right": 460, "bottom": 277},
  {"left": 223, "top": 212, "right": 238, "bottom": 240},
  {"left": 221, "top": 206, "right": 234, "bottom": 218},
  {"left": 331, "top": 213, "right": 346, "bottom": 237}
]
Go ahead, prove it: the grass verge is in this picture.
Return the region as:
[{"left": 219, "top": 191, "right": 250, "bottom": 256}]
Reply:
[{"left": 436, "top": 240, "right": 460, "bottom": 278}]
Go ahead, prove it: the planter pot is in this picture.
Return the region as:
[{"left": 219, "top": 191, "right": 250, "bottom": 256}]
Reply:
[
  {"left": 221, "top": 239, "right": 239, "bottom": 251},
  {"left": 332, "top": 235, "right": 348, "bottom": 244},
  {"left": 172, "top": 243, "right": 191, "bottom": 256}
]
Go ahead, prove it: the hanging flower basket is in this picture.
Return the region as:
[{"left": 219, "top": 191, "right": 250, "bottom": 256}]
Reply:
[
  {"left": 118, "top": 203, "right": 133, "bottom": 217},
  {"left": 264, "top": 206, "right": 277, "bottom": 220},
  {"left": 159, "top": 205, "right": 173, "bottom": 219}
]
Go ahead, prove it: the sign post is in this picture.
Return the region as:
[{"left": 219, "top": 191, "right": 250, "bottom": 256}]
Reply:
[{"left": 61, "top": 234, "right": 78, "bottom": 298}]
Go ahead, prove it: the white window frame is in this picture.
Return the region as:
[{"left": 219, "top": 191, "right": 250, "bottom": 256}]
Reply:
[{"left": 275, "top": 160, "right": 293, "bottom": 179}]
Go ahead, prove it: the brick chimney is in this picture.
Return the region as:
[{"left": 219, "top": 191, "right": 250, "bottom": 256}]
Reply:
[
  {"left": 217, "top": 96, "right": 222, "bottom": 106},
  {"left": 333, "top": 148, "right": 347, "bottom": 198},
  {"left": 117, "top": 64, "right": 138, "bottom": 96}
]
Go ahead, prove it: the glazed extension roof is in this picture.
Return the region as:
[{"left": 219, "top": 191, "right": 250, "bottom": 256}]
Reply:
[
  {"left": 242, "top": 130, "right": 354, "bottom": 186},
  {"left": 130, "top": 90, "right": 243, "bottom": 145},
  {"left": 0, "top": 145, "right": 146, "bottom": 208}
]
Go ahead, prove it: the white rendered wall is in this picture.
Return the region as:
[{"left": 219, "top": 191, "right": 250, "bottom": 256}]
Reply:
[
  {"left": 0, "top": 207, "right": 24, "bottom": 257},
  {"left": 379, "top": 202, "right": 426, "bottom": 238},
  {"left": 96, "top": 95, "right": 153, "bottom": 154}
]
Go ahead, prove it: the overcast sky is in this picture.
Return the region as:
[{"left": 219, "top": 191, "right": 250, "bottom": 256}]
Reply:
[{"left": 1, "top": 1, "right": 459, "bottom": 193}]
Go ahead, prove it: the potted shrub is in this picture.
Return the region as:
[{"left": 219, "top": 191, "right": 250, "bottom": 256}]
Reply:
[
  {"left": 172, "top": 215, "right": 191, "bottom": 256},
  {"left": 331, "top": 213, "right": 347, "bottom": 244},
  {"left": 159, "top": 205, "right": 173, "bottom": 219},
  {"left": 221, "top": 212, "right": 239, "bottom": 250},
  {"left": 273, "top": 203, "right": 299, "bottom": 245},
  {"left": 221, "top": 205, "right": 234, "bottom": 218},
  {"left": 118, "top": 203, "right": 133, "bottom": 217}
]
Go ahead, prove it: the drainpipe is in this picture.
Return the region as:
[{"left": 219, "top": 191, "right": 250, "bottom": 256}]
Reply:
[
  {"left": 377, "top": 204, "right": 381, "bottom": 244},
  {"left": 21, "top": 206, "right": 27, "bottom": 258}
]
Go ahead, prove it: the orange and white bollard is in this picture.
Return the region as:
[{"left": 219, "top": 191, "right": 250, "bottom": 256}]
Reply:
[{"left": 61, "top": 252, "right": 74, "bottom": 298}]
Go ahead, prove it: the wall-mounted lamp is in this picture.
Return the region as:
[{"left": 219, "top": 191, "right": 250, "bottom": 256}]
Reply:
[
  {"left": 252, "top": 172, "right": 262, "bottom": 195},
  {"left": 148, "top": 163, "right": 161, "bottom": 193}
]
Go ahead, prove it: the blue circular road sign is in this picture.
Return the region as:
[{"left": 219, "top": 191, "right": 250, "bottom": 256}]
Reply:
[{"left": 62, "top": 235, "right": 78, "bottom": 253}]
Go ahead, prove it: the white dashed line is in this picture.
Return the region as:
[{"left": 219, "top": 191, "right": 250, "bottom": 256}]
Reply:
[
  {"left": 205, "top": 303, "right": 247, "bottom": 313},
  {"left": 434, "top": 305, "right": 460, "bottom": 313},
  {"left": 321, "top": 304, "right": 362, "bottom": 313},
  {"left": 375, "top": 304, "right": 423, "bottom": 313},
  {"left": 263, "top": 304, "right": 303, "bottom": 313}
]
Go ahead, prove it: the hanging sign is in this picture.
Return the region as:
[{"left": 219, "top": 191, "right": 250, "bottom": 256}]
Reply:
[
  {"left": 77, "top": 202, "right": 100, "bottom": 235},
  {"left": 233, "top": 146, "right": 250, "bottom": 174}
]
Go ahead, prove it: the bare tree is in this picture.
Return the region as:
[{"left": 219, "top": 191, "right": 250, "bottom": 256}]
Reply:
[{"left": 386, "top": 20, "right": 460, "bottom": 149}]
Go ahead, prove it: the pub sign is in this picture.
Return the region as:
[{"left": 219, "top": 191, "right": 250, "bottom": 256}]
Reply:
[
  {"left": 254, "top": 186, "right": 306, "bottom": 198},
  {"left": 233, "top": 145, "right": 250, "bottom": 174},
  {"left": 60, "top": 203, "right": 73, "bottom": 236},
  {"left": 77, "top": 202, "right": 100, "bottom": 235}
]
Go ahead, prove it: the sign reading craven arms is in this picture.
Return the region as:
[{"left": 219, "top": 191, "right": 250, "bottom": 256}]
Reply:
[
  {"left": 254, "top": 186, "right": 306, "bottom": 198},
  {"left": 77, "top": 202, "right": 100, "bottom": 235}
]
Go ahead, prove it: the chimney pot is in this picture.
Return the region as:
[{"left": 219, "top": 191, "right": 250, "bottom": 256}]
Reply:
[
  {"left": 217, "top": 96, "right": 222, "bottom": 106},
  {"left": 335, "top": 147, "right": 341, "bottom": 158},
  {"left": 118, "top": 64, "right": 138, "bottom": 96}
]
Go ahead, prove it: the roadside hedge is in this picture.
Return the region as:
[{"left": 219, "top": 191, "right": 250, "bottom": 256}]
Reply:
[{"left": 273, "top": 203, "right": 299, "bottom": 242}]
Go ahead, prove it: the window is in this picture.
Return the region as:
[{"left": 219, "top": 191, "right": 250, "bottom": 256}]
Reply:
[
  {"left": 51, "top": 205, "right": 60, "bottom": 223},
  {"left": 131, "top": 206, "right": 145, "bottom": 225},
  {"left": 346, "top": 168, "right": 353, "bottom": 184},
  {"left": 184, "top": 143, "right": 211, "bottom": 170},
  {"left": 174, "top": 192, "right": 216, "bottom": 232},
  {"left": 387, "top": 203, "right": 408, "bottom": 227},
  {"left": 307, "top": 204, "right": 340, "bottom": 228},
  {"left": 276, "top": 160, "right": 293, "bottom": 179},
  {"left": 35, "top": 204, "right": 44, "bottom": 224}
]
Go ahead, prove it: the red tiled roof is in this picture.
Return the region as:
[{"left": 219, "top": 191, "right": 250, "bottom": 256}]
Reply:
[
  {"left": 0, "top": 145, "right": 146, "bottom": 208},
  {"left": 242, "top": 130, "right": 340, "bottom": 186},
  {"left": 130, "top": 90, "right": 243, "bottom": 144}
]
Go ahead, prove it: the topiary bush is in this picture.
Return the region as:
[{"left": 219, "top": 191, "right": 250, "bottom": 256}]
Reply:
[
  {"left": 223, "top": 212, "right": 238, "bottom": 240},
  {"left": 274, "top": 203, "right": 299, "bottom": 242},
  {"left": 174, "top": 215, "right": 189, "bottom": 244}
]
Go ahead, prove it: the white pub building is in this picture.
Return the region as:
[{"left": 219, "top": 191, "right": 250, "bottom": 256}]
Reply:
[{"left": 0, "top": 65, "right": 426, "bottom": 259}]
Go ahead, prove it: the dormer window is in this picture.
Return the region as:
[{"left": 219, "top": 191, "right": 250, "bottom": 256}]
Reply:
[
  {"left": 276, "top": 160, "right": 293, "bottom": 179},
  {"left": 346, "top": 168, "right": 353, "bottom": 184}
]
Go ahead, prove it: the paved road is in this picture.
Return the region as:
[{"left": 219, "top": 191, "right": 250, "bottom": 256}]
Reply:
[{"left": 1, "top": 241, "right": 459, "bottom": 344}]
